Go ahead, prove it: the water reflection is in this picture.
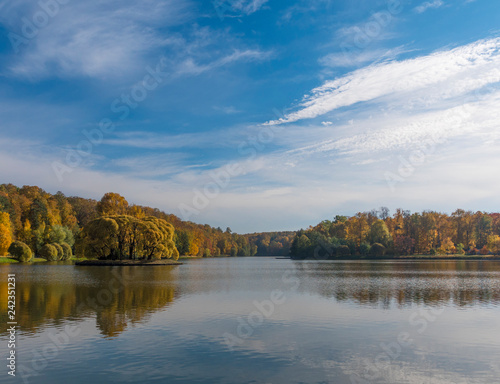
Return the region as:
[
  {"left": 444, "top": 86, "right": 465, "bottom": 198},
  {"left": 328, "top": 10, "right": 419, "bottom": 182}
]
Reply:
[
  {"left": 0, "top": 265, "right": 179, "bottom": 337},
  {"left": 0, "top": 259, "right": 500, "bottom": 384},
  {"left": 293, "top": 260, "right": 500, "bottom": 307},
  {"left": 1, "top": 260, "right": 500, "bottom": 338}
]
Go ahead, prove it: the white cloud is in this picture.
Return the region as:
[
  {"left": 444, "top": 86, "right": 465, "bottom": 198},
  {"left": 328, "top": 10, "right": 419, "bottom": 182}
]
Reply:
[
  {"left": 213, "top": 0, "right": 268, "bottom": 17},
  {"left": 266, "top": 38, "right": 500, "bottom": 125},
  {"left": 174, "top": 49, "right": 271, "bottom": 76},
  {"left": 236, "top": 0, "right": 269, "bottom": 15},
  {"left": 319, "top": 46, "right": 408, "bottom": 68},
  {"left": 2, "top": 0, "right": 193, "bottom": 79},
  {"left": 2, "top": 1, "right": 269, "bottom": 81},
  {"left": 414, "top": 0, "right": 444, "bottom": 14}
]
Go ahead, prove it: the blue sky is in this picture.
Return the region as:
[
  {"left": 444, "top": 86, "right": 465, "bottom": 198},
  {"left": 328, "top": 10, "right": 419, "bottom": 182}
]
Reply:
[{"left": 0, "top": 0, "right": 499, "bottom": 233}]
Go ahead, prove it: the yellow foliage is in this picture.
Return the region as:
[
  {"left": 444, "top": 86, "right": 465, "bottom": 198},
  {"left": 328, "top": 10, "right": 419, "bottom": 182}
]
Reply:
[
  {"left": 487, "top": 235, "right": 500, "bottom": 255},
  {"left": 0, "top": 212, "right": 12, "bottom": 256},
  {"left": 189, "top": 243, "right": 199, "bottom": 256}
]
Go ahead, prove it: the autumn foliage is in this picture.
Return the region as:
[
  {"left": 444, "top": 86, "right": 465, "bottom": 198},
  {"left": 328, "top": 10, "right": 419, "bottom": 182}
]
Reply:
[
  {"left": 2, "top": 184, "right": 500, "bottom": 260},
  {"left": 291, "top": 208, "right": 500, "bottom": 259}
]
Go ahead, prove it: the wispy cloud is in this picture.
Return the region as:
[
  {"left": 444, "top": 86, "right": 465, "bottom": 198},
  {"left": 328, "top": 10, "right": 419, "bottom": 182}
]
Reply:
[
  {"left": 103, "top": 128, "right": 247, "bottom": 150},
  {"left": 174, "top": 49, "right": 272, "bottom": 76},
  {"left": 286, "top": 96, "right": 499, "bottom": 158},
  {"left": 3, "top": 0, "right": 194, "bottom": 80},
  {"left": 2, "top": 1, "right": 270, "bottom": 81},
  {"left": 213, "top": 105, "right": 242, "bottom": 114},
  {"left": 265, "top": 38, "right": 500, "bottom": 125},
  {"left": 414, "top": 0, "right": 444, "bottom": 14},
  {"left": 233, "top": 0, "right": 269, "bottom": 15},
  {"left": 319, "top": 46, "right": 408, "bottom": 68}
]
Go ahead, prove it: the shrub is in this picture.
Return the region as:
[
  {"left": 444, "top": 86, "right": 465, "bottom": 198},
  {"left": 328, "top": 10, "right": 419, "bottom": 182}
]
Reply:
[
  {"left": 359, "top": 242, "right": 371, "bottom": 256},
  {"left": 337, "top": 245, "right": 351, "bottom": 257},
  {"left": 480, "top": 246, "right": 489, "bottom": 255},
  {"left": 40, "top": 244, "right": 59, "bottom": 261},
  {"left": 429, "top": 248, "right": 437, "bottom": 255},
  {"left": 371, "top": 243, "right": 386, "bottom": 257},
  {"left": 52, "top": 243, "right": 64, "bottom": 260},
  {"left": 8, "top": 241, "right": 33, "bottom": 262},
  {"left": 60, "top": 242, "right": 73, "bottom": 260}
]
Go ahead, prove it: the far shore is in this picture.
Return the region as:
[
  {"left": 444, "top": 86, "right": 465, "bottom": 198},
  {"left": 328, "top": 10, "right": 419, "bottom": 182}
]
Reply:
[{"left": 1, "top": 255, "right": 500, "bottom": 265}]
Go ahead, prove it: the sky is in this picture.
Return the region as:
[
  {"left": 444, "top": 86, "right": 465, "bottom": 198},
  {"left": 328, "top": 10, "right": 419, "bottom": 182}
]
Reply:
[{"left": 0, "top": 0, "right": 499, "bottom": 233}]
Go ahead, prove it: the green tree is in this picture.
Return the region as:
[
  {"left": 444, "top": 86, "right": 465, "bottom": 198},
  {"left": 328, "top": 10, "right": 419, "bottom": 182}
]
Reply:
[
  {"left": 8, "top": 241, "right": 32, "bottom": 262},
  {"left": 77, "top": 215, "right": 178, "bottom": 261},
  {"left": 77, "top": 217, "right": 119, "bottom": 259},
  {"left": 174, "top": 230, "right": 191, "bottom": 255},
  {"left": 359, "top": 242, "right": 371, "bottom": 256},
  {"left": 60, "top": 242, "right": 73, "bottom": 260},
  {"left": 40, "top": 243, "right": 59, "bottom": 261},
  {"left": 367, "top": 220, "right": 392, "bottom": 247},
  {"left": 370, "top": 243, "right": 386, "bottom": 257},
  {"left": 52, "top": 243, "right": 64, "bottom": 260},
  {"left": 48, "top": 225, "right": 75, "bottom": 246},
  {"left": 337, "top": 245, "right": 351, "bottom": 257}
]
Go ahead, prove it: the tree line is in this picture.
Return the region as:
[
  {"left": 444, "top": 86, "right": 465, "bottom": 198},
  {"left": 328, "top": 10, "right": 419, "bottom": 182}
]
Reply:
[
  {"left": 0, "top": 184, "right": 288, "bottom": 261},
  {"left": 290, "top": 208, "right": 500, "bottom": 259},
  {"left": 3, "top": 184, "right": 498, "bottom": 261}
]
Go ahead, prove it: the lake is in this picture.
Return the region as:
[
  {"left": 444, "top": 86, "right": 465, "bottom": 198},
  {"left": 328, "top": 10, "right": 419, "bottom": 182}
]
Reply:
[{"left": 1, "top": 257, "right": 500, "bottom": 384}]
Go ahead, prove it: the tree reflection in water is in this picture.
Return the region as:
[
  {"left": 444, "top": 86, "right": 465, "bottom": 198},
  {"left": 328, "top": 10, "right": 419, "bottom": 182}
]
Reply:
[{"left": 0, "top": 265, "right": 179, "bottom": 337}]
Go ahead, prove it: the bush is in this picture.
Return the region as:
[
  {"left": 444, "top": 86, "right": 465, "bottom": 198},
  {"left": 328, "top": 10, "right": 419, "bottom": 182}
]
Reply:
[
  {"left": 52, "top": 243, "right": 64, "bottom": 260},
  {"left": 371, "top": 243, "right": 386, "bottom": 257},
  {"left": 337, "top": 245, "right": 351, "bottom": 257},
  {"left": 359, "top": 242, "right": 371, "bottom": 256},
  {"left": 480, "top": 246, "right": 489, "bottom": 255},
  {"left": 40, "top": 244, "right": 59, "bottom": 261},
  {"left": 60, "top": 242, "right": 73, "bottom": 260},
  {"left": 8, "top": 241, "right": 33, "bottom": 262},
  {"left": 429, "top": 248, "right": 437, "bottom": 255}
]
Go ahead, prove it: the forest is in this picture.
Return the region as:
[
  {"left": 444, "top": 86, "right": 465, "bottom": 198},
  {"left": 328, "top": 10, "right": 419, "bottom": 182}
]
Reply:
[
  {"left": 291, "top": 209, "right": 500, "bottom": 259},
  {"left": 1, "top": 183, "right": 499, "bottom": 261},
  {"left": 0, "top": 183, "right": 291, "bottom": 261}
]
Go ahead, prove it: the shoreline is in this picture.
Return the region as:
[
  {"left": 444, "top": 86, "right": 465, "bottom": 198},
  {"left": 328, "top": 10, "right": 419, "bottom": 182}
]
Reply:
[
  {"left": 289, "top": 255, "right": 500, "bottom": 261},
  {"left": 74, "top": 259, "right": 183, "bottom": 266}
]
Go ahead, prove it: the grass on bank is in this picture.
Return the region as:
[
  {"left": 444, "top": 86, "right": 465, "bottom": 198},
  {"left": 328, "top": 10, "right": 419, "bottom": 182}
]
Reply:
[
  {"left": 395, "top": 254, "right": 500, "bottom": 259},
  {"left": 0, "top": 256, "right": 47, "bottom": 264}
]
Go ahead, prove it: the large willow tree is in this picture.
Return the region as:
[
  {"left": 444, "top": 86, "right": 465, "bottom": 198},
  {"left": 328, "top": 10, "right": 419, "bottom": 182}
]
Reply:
[{"left": 76, "top": 215, "right": 179, "bottom": 261}]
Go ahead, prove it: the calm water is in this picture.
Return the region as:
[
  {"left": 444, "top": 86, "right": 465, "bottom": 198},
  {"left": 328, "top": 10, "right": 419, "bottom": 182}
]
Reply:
[{"left": 1, "top": 258, "right": 500, "bottom": 384}]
